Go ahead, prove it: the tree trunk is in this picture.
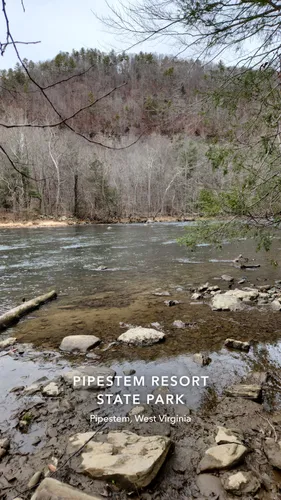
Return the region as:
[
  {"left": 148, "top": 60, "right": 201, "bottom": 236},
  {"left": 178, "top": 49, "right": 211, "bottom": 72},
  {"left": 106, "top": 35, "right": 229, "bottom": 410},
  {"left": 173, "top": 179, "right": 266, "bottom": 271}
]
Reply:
[
  {"left": 74, "top": 173, "right": 79, "bottom": 218},
  {"left": 0, "top": 290, "right": 57, "bottom": 331}
]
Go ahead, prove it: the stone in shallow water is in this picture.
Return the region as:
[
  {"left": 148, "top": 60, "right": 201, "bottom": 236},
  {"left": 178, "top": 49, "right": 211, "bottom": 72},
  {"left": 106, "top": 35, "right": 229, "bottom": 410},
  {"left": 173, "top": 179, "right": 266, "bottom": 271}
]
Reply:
[
  {"left": 173, "top": 320, "right": 186, "bottom": 329},
  {"left": 118, "top": 327, "right": 165, "bottom": 346},
  {"left": 224, "top": 338, "right": 250, "bottom": 352},
  {"left": 67, "top": 430, "right": 171, "bottom": 489},
  {"left": 263, "top": 438, "right": 281, "bottom": 469},
  {"left": 197, "top": 444, "right": 248, "bottom": 472},
  {"left": 215, "top": 426, "right": 243, "bottom": 445},
  {"left": 211, "top": 294, "right": 244, "bottom": 311},
  {"left": 31, "top": 478, "right": 102, "bottom": 499},
  {"left": 223, "top": 471, "right": 260, "bottom": 495},
  {"left": 59, "top": 335, "right": 100, "bottom": 353},
  {"left": 221, "top": 274, "right": 234, "bottom": 282},
  {"left": 225, "top": 384, "right": 262, "bottom": 401}
]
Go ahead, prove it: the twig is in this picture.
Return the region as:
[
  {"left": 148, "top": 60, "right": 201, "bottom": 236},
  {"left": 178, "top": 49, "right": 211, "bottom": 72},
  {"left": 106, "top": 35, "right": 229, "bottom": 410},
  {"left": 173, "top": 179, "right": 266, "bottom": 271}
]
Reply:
[{"left": 258, "top": 412, "right": 278, "bottom": 442}]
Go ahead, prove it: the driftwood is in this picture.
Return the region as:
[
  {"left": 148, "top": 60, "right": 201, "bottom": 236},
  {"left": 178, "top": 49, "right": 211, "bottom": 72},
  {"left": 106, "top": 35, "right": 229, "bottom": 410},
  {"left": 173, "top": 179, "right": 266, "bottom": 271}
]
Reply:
[{"left": 0, "top": 290, "right": 57, "bottom": 331}]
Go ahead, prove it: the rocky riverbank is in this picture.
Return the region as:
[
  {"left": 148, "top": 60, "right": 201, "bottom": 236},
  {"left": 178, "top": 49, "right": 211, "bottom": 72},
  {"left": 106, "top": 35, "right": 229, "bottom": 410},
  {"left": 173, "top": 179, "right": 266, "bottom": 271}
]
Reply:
[
  {"left": 0, "top": 215, "right": 196, "bottom": 229},
  {"left": 3, "top": 247, "right": 281, "bottom": 499},
  {"left": 1, "top": 330, "right": 281, "bottom": 499}
]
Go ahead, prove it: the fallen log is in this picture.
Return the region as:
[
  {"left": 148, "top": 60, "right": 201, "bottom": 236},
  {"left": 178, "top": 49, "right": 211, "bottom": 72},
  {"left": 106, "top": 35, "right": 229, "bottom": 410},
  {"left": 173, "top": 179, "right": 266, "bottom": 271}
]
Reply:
[{"left": 0, "top": 290, "right": 57, "bottom": 331}]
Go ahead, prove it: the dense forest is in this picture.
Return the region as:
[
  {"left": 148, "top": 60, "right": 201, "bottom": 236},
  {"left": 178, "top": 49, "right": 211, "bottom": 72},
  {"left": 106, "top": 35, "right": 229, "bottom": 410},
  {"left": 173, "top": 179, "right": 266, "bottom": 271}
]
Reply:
[{"left": 0, "top": 49, "right": 260, "bottom": 220}]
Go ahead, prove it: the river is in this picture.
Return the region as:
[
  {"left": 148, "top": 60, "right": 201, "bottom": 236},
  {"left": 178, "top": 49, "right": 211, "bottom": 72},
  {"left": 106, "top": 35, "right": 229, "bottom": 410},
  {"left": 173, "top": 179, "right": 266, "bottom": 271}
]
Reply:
[{"left": 1, "top": 222, "right": 281, "bottom": 433}]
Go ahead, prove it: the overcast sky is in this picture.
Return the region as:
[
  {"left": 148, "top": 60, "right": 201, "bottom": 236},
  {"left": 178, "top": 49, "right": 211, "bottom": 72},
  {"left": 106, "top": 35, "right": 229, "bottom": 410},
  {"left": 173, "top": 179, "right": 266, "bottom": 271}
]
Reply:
[{"left": 0, "top": 0, "right": 252, "bottom": 70}]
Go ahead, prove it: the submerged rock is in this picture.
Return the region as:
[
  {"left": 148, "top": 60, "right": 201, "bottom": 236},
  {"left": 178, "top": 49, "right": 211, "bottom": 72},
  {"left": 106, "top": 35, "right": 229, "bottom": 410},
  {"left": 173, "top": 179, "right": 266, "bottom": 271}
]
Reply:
[
  {"left": 224, "top": 338, "right": 250, "bottom": 352},
  {"left": 197, "top": 444, "right": 248, "bottom": 472},
  {"left": 225, "top": 384, "right": 262, "bottom": 401},
  {"left": 164, "top": 299, "right": 180, "bottom": 306},
  {"left": 223, "top": 471, "right": 260, "bottom": 495},
  {"left": 31, "top": 478, "right": 102, "bottom": 499},
  {"left": 221, "top": 274, "right": 234, "bottom": 282},
  {"left": 67, "top": 430, "right": 171, "bottom": 489},
  {"left": 173, "top": 320, "right": 186, "bottom": 329},
  {"left": 59, "top": 335, "right": 100, "bottom": 353},
  {"left": 118, "top": 327, "right": 165, "bottom": 346},
  {"left": 123, "top": 369, "right": 136, "bottom": 376}
]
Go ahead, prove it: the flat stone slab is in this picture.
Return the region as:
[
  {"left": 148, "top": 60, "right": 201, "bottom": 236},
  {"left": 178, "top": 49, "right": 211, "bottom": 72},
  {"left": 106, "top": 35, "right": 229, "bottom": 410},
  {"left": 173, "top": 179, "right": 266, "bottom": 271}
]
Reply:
[
  {"left": 31, "top": 478, "right": 102, "bottom": 499},
  {"left": 224, "top": 338, "right": 250, "bottom": 352},
  {"left": 197, "top": 444, "right": 248, "bottom": 472},
  {"left": 215, "top": 427, "right": 243, "bottom": 445},
  {"left": 225, "top": 384, "right": 262, "bottom": 401},
  {"left": 118, "top": 327, "right": 165, "bottom": 346},
  {"left": 67, "top": 430, "right": 171, "bottom": 489},
  {"left": 63, "top": 366, "right": 115, "bottom": 390},
  {"left": 60, "top": 335, "right": 100, "bottom": 353},
  {"left": 223, "top": 471, "right": 260, "bottom": 495},
  {"left": 264, "top": 438, "right": 281, "bottom": 469}
]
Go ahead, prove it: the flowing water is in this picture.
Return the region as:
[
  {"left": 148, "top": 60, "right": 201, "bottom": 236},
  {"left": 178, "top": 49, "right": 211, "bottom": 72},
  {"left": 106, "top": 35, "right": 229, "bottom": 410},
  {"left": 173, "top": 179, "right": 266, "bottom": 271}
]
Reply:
[{"left": 1, "top": 222, "right": 281, "bottom": 432}]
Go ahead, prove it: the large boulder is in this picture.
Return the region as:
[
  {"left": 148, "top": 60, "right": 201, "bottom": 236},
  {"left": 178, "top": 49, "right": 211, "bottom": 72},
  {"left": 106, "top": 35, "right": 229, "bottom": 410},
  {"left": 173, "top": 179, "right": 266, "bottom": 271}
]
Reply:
[
  {"left": 31, "top": 478, "right": 103, "bottom": 499},
  {"left": 63, "top": 366, "right": 115, "bottom": 390},
  {"left": 118, "top": 327, "right": 165, "bottom": 346},
  {"left": 197, "top": 444, "right": 248, "bottom": 472},
  {"left": 67, "top": 430, "right": 171, "bottom": 489},
  {"left": 60, "top": 335, "right": 100, "bottom": 353}
]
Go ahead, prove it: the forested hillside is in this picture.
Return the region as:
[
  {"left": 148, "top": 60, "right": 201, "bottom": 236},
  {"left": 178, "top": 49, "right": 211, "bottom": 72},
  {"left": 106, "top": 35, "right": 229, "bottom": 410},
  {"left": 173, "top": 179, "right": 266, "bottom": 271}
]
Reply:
[{"left": 0, "top": 49, "right": 257, "bottom": 220}]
